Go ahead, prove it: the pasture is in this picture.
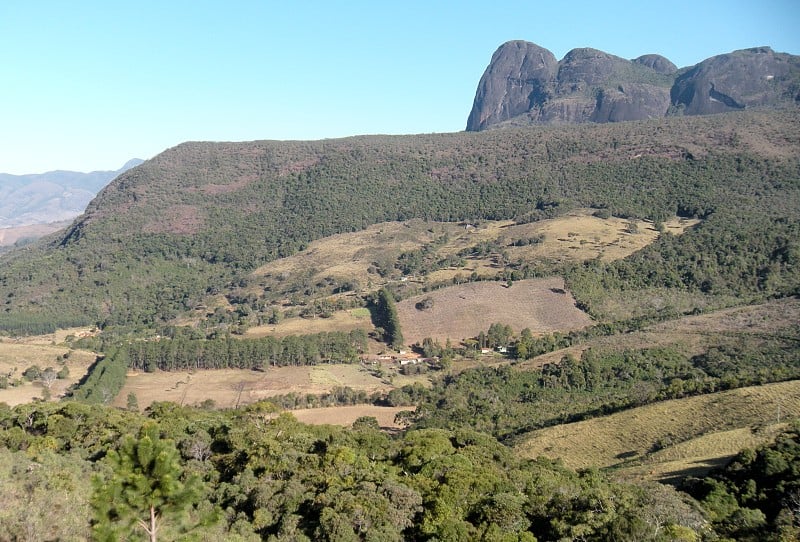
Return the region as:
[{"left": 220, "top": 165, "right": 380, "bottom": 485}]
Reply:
[
  {"left": 397, "top": 277, "right": 593, "bottom": 345},
  {"left": 244, "top": 210, "right": 696, "bottom": 303},
  {"left": 113, "top": 362, "right": 393, "bottom": 411},
  {"left": 246, "top": 307, "right": 374, "bottom": 338},
  {"left": 291, "top": 405, "right": 412, "bottom": 429},
  {"left": 514, "top": 380, "right": 800, "bottom": 482},
  {"left": 0, "top": 337, "right": 96, "bottom": 406}
]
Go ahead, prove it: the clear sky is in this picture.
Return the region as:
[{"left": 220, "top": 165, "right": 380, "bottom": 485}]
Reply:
[{"left": 1, "top": 0, "right": 798, "bottom": 174}]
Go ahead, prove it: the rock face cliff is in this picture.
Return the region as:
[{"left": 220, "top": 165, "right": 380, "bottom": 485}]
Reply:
[
  {"left": 671, "top": 47, "right": 800, "bottom": 115},
  {"left": 466, "top": 41, "right": 558, "bottom": 132},
  {"left": 466, "top": 42, "right": 800, "bottom": 130}
]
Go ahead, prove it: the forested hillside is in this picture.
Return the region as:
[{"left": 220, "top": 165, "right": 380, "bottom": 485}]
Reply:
[
  {"left": 0, "top": 108, "right": 798, "bottom": 335},
  {"left": 2, "top": 394, "right": 799, "bottom": 540}
]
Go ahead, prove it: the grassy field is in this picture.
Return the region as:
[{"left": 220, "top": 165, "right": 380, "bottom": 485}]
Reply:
[
  {"left": 0, "top": 336, "right": 97, "bottom": 406},
  {"left": 249, "top": 211, "right": 697, "bottom": 286},
  {"left": 246, "top": 307, "right": 374, "bottom": 338},
  {"left": 397, "top": 277, "right": 593, "bottom": 345},
  {"left": 291, "top": 405, "right": 412, "bottom": 429},
  {"left": 114, "top": 362, "right": 394, "bottom": 411},
  {"left": 236, "top": 210, "right": 696, "bottom": 308},
  {"left": 514, "top": 380, "right": 800, "bottom": 482},
  {"left": 462, "top": 210, "right": 697, "bottom": 270},
  {"left": 249, "top": 220, "right": 459, "bottom": 297}
]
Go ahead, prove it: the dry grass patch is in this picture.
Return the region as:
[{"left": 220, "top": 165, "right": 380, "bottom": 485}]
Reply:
[
  {"left": 291, "top": 405, "right": 412, "bottom": 429},
  {"left": 246, "top": 308, "right": 373, "bottom": 338},
  {"left": 250, "top": 220, "right": 462, "bottom": 292},
  {"left": 397, "top": 277, "right": 592, "bottom": 345},
  {"left": 501, "top": 209, "right": 698, "bottom": 264},
  {"left": 652, "top": 296, "right": 800, "bottom": 335},
  {"left": 3, "top": 327, "right": 98, "bottom": 346},
  {"left": 114, "top": 364, "right": 392, "bottom": 411},
  {"left": 618, "top": 424, "right": 789, "bottom": 483},
  {"left": 514, "top": 380, "right": 800, "bottom": 479},
  {"left": 0, "top": 221, "right": 71, "bottom": 247},
  {"left": 0, "top": 340, "right": 96, "bottom": 406},
  {"left": 242, "top": 210, "right": 695, "bottom": 302}
]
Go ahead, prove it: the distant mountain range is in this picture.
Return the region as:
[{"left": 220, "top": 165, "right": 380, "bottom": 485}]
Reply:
[
  {"left": 0, "top": 159, "right": 143, "bottom": 246},
  {"left": 467, "top": 43, "right": 800, "bottom": 130}
]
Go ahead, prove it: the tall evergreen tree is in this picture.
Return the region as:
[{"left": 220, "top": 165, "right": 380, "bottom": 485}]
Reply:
[
  {"left": 377, "top": 288, "right": 404, "bottom": 349},
  {"left": 91, "top": 423, "right": 202, "bottom": 542}
]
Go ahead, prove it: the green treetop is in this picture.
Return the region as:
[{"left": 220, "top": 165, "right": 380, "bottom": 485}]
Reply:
[{"left": 91, "top": 423, "right": 202, "bottom": 542}]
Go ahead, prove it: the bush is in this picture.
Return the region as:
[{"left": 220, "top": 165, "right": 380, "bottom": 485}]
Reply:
[{"left": 22, "top": 365, "right": 42, "bottom": 382}]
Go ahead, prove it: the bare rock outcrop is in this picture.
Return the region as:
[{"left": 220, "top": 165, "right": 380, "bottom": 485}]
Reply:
[{"left": 466, "top": 42, "right": 799, "bottom": 130}]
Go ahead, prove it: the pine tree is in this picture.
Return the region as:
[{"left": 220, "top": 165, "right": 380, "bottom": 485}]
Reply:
[
  {"left": 126, "top": 392, "right": 139, "bottom": 412},
  {"left": 377, "top": 288, "right": 404, "bottom": 350},
  {"left": 91, "top": 423, "right": 201, "bottom": 542}
]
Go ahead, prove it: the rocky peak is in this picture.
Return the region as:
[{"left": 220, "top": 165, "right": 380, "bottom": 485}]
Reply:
[
  {"left": 466, "top": 41, "right": 558, "bottom": 132},
  {"left": 671, "top": 47, "right": 800, "bottom": 115},
  {"left": 633, "top": 54, "right": 677, "bottom": 74},
  {"left": 466, "top": 41, "right": 800, "bottom": 130}
]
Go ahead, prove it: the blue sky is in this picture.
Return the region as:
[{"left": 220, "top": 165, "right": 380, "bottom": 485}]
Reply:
[{"left": 1, "top": 0, "right": 798, "bottom": 174}]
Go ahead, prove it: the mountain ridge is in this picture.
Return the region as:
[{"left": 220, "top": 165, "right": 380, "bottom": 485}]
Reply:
[{"left": 0, "top": 159, "right": 144, "bottom": 230}]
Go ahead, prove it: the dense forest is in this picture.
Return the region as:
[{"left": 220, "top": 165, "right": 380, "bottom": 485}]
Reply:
[
  {"left": 1, "top": 396, "right": 798, "bottom": 541},
  {"left": 1, "top": 398, "right": 799, "bottom": 541}
]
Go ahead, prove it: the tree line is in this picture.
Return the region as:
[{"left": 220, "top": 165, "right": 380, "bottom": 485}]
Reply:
[{"left": 122, "top": 329, "right": 369, "bottom": 372}]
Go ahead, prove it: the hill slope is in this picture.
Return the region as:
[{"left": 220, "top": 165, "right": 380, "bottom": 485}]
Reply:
[
  {"left": 515, "top": 380, "right": 800, "bottom": 477},
  {"left": 0, "top": 109, "right": 798, "bottom": 334}
]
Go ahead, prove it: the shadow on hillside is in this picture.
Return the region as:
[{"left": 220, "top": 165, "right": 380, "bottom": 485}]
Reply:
[{"left": 655, "top": 456, "right": 734, "bottom": 486}]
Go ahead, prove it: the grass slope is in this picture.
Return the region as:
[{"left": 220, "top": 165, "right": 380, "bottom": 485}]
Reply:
[
  {"left": 514, "top": 380, "right": 800, "bottom": 481},
  {"left": 522, "top": 296, "right": 800, "bottom": 368},
  {"left": 396, "top": 278, "right": 592, "bottom": 345}
]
